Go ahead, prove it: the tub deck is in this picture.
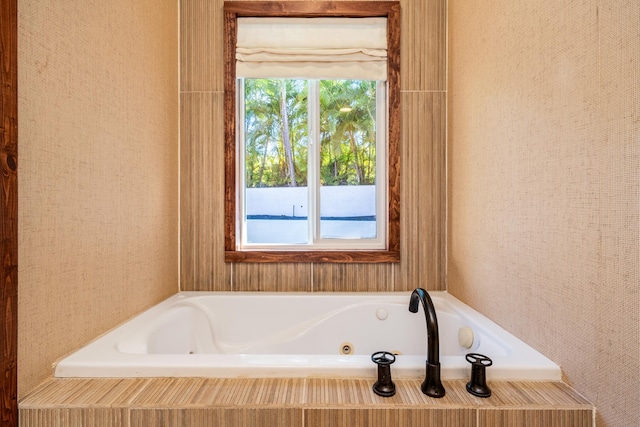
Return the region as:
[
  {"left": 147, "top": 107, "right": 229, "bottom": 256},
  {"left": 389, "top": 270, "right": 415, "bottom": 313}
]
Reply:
[{"left": 20, "top": 377, "right": 593, "bottom": 426}]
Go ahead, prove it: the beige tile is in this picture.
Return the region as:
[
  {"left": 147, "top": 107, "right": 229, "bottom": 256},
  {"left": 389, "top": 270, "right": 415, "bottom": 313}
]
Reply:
[
  {"left": 19, "top": 379, "right": 149, "bottom": 408},
  {"left": 129, "top": 378, "right": 210, "bottom": 407},
  {"left": 304, "top": 408, "right": 476, "bottom": 427},
  {"left": 19, "top": 408, "right": 128, "bottom": 427},
  {"left": 20, "top": 378, "right": 595, "bottom": 427},
  {"left": 478, "top": 409, "right": 593, "bottom": 427},
  {"left": 306, "top": 379, "right": 482, "bottom": 407},
  {"left": 486, "top": 381, "right": 592, "bottom": 408},
  {"left": 200, "top": 378, "right": 307, "bottom": 406},
  {"left": 130, "top": 408, "right": 303, "bottom": 427}
]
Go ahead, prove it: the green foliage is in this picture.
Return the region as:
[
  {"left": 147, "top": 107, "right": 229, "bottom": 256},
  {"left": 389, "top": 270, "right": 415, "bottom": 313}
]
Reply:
[
  {"left": 244, "top": 79, "right": 308, "bottom": 188},
  {"left": 319, "top": 80, "right": 376, "bottom": 186},
  {"left": 244, "top": 79, "right": 376, "bottom": 188}
]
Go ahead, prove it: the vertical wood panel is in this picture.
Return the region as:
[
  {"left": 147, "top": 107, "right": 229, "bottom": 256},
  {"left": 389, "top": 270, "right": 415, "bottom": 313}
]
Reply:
[
  {"left": 395, "top": 92, "right": 446, "bottom": 292},
  {"left": 313, "top": 264, "right": 394, "bottom": 291},
  {"left": 180, "top": 0, "right": 224, "bottom": 92},
  {"left": 1, "top": 0, "right": 18, "bottom": 424},
  {"left": 401, "top": 0, "right": 447, "bottom": 91},
  {"left": 180, "top": 93, "right": 231, "bottom": 291},
  {"left": 234, "top": 263, "right": 312, "bottom": 291}
]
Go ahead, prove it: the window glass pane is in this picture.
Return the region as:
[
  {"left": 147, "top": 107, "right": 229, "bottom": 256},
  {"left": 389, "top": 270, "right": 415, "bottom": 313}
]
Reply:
[
  {"left": 243, "top": 78, "right": 309, "bottom": 244},
  {"left": 319, "top": 80, "right": 377, "bottom": 240},
  {"left": 241, "top": 78, "right": 381, "bottom": 247}
]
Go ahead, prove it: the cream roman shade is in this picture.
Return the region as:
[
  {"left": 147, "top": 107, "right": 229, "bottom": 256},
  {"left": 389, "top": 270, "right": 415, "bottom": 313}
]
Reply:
[{"left": 236, "top": 17, "right": 388, "bottom": 81}]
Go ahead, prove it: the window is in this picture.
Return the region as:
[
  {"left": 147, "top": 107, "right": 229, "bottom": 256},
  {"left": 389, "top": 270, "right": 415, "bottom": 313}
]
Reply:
[
  {"left": 224, "top": 2, "right": 400, "bottom": 263},
  {"left": 239, "top": 78, "right": 386, "bottom": 250}
]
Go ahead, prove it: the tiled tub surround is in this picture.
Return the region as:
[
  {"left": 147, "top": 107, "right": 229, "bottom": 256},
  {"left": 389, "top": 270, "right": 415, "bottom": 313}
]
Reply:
[
  {"left": 20, "top": 378, "right": 593, "bottom": 426},
  {"left": 54, "top": 292, "right": 560, "bottom": 381},
  {"left": 29, "top": 292, "right": 591, "bottom": 425}
]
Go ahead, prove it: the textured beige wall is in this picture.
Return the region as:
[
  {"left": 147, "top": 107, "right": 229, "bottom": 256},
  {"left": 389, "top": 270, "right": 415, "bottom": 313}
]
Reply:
[
  {"left": 448, "top": 1, "right": 639, "bottom": 426},
  {"left": 18, "top": 1, "right": 179, "bottom": 396},
  {"left": 180, "top": 0, "right": 447, "bottom": 292}
]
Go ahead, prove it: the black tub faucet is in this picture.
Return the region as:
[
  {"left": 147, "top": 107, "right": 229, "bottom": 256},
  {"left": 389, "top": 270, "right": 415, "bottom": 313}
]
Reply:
[{"left": 409, "top": 288, "right": 446, "bottom": 398}]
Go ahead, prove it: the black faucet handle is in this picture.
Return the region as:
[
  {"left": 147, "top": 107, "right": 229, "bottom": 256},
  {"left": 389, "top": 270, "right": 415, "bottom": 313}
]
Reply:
[
  {"left": 466, "top": 353, "right": 493, "bottom": 367},
  {"left": 372, "top": 351, "right": 396, "bottom": 366},
  {"left": 371, "top": 351, "right": 396, "bottom": 397},
  {"left": 465, "top": 353, "right": 493, "bottom": 398}
]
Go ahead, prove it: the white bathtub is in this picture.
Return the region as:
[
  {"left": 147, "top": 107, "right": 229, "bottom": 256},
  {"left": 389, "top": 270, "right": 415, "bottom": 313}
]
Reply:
[{"left": 54, "top": 292, "right": 561, "bottom": 381}]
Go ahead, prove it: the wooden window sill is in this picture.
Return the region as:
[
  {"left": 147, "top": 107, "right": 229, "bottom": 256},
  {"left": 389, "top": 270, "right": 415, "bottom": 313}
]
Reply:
[{"left": 225, "top": 250, "right": 400, "bottom": 263}]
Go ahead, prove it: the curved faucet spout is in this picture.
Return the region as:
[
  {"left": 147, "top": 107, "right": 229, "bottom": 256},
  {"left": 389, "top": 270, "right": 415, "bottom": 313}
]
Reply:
[
  {"left": 409, "top": 288, "right": 440, "bottom": 364},
  {"left": 409, "top": 288, "right": 445, "bottom": 398}
]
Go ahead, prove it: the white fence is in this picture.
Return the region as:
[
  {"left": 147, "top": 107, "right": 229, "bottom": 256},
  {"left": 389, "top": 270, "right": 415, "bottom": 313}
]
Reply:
[
  {"left": 244, "top": 185, "right": 377, "bottom": 243},
  {"left": 245, "top": 185, "right": 376, "bottom": 218}
]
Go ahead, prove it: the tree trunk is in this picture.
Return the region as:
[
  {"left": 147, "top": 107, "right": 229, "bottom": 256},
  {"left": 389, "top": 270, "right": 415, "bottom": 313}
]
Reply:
[
  {"left": 348, "top": 132, "right": 363, "bottom": 184},
  {"left": 257, "top": 139, "right": 269, "bottom": 187},
  {"left": 280, "top": 83, "right": 297, "bottom": 187}
]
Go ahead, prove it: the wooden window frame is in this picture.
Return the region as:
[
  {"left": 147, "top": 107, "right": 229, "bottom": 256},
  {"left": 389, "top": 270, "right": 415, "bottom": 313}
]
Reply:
[{"left": 224, "top": 1, "right": 400, "bottom": 263}]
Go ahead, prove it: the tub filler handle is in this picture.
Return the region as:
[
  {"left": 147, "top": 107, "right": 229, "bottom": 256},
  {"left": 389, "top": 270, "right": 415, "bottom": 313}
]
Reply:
[
  {"left": 465, "top": 353, "right": 493, "bottom": 398},
  {"left": 371, "top": 351, "right": 396, "bottom": 397},
  {"left": 409, "top": 288, "right": 446, "bottom": 398}
]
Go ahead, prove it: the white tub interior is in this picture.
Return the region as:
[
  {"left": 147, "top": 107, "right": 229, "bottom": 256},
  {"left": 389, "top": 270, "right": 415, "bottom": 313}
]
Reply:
[{"left": 55, "top": 291, "right": 561, "bottom": 381}]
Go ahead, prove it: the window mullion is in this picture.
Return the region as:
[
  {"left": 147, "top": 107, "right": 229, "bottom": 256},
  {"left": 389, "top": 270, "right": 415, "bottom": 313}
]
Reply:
[
  {"left": 308, "top": 80, "right": 320, "bottom": 245},
  {"left": 376, "top": 80, "right": 387, "bottom": 245},
  {"left": 238, "top": 78, "right": 247, "bottom": 248}
]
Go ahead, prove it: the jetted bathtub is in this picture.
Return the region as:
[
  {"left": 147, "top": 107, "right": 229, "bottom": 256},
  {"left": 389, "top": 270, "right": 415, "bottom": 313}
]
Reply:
[{"left": 55, "top": 292, "right": 561, "bottom": 381}]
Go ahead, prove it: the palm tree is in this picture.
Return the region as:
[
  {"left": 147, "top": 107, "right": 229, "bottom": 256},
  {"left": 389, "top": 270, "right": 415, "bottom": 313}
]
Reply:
[
  {"left": 245, "top": 79, "right": 308, "bottom": 188},
  {"left": 280, "top": 82, "right": 296, "bottom": 187},
  {"left": 244, "top": 79, "right": 375, "bottom": 188},
  {"left": 320, "top": 80, "right": 377, "bottom": 186},
  {"left": 244, "top": 79, "right": 278, "bottom": 187}
]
